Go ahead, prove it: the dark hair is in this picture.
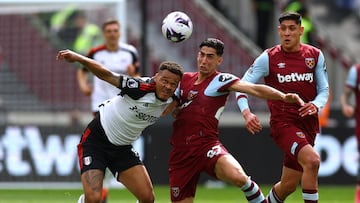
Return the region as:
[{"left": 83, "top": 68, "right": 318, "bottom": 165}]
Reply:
[
  {"left": 199, "top": 38, "right": 224, "bottom": 56},
  {"left": 102, "top": 19, "right": 120, "bottom": 31},
  {"left": 278, "top": 11, "right": 302, "bottom": 25},
  {"left": 159, "top": 61, "right": 184, "bottom": 78}
]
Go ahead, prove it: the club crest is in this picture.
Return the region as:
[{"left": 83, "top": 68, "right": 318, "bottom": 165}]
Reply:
[
  {"left": 171, "top": 187, "right": 180, "bottom": 197},
  {"left": 187, "top": 90, "right": 198, "bottom": 100},
  {"left": 305, "top": 58, "right": 315, "bottom": 69}
]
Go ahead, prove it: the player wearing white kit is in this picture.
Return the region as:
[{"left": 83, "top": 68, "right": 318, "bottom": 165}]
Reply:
[
  {"left": 57, "top": 49, "right": 183, "bottom": 203},
  {"left": 76, "top": 19, "right": 140, "bottom": 202}
]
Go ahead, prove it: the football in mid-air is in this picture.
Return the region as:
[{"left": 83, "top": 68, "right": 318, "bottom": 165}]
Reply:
[{"left": 161, "top": 11, "right": 193, "bottom": 43}]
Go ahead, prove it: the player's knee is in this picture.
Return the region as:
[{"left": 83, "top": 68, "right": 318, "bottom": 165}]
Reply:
[
  {"left": 233, "top": 173, "right": 250, "bottom": 187},
  {"left": 84, "top": 192, "right": 102, "bottom": 203},
  {"left": 303, "top": 153, "right": 320, "bottom": 172},
  {"left": 137, "top": 191, "right": 155, "bottom": 203}
]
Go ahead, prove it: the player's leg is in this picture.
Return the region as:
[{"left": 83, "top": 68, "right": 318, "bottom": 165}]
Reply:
[
  {"left": 355, "top": 129, "right": 360, "bottom": 203},
  {"left": 267, "top": 166, "right": 301, "bottom": 203},
  {"left": 297, "top": 144, "right": 320, "bottom": 202},
  {"left": 214, "top": 154, "right": 267, "bottom": 203},
  {"left": 80, "top": 169, "right": 105, "bottom": 203},
  {"left": 117, "top": 165, "right": 155, "bottom": 203}
]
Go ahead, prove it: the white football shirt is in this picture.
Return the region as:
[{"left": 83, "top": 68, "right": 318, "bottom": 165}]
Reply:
[{"left": 99, "top": 75, "right": 173, "bottom": 145}]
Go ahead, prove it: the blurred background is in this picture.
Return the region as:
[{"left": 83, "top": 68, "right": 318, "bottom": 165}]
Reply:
[{"left": 0, "top": 0, "right": 358, "bottom": 188}]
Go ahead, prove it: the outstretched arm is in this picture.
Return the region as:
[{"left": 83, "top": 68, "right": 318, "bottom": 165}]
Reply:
[
  {"left": 57, "top": 49, "right": 120, "bottom": 87},
  {"left": 229, "top": 80, "right": 304, "bottom": 105}
]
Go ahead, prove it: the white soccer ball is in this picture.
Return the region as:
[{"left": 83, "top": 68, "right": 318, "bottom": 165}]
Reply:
[{"left": 161, "top": 11, "right": 193, "bottom": 43}]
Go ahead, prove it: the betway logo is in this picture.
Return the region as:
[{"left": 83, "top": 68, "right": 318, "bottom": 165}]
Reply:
[{"left": 277, "top": 72, "right": 313, "bottom": 83}]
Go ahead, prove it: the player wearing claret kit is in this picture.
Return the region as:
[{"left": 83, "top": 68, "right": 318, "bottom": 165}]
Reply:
[
  {"left": 168, "top": 38, "right": 304, "bottom": 203},
  {"left": 236, "top": 11, "right": 329, "bottom": 203}
]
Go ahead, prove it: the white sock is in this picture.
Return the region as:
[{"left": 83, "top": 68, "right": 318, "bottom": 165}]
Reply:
[
  {"left": 241, "top": 177, "right": 266, "bottom": 203},
  {"left": 77, "top": 194, "right": 85, "bottom": 203}
]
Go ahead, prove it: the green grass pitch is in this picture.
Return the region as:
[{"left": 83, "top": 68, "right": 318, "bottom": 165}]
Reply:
[{"left": 0, "top": 185, "right": 355, "bottom": 203}]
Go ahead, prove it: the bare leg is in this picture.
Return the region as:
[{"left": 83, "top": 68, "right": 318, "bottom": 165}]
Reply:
[
  {"left": 118, "top": 165, "right": 155, "bottom": 203},
  {"left": 81, "top": 169, "right": 105, "bottom": 203}
]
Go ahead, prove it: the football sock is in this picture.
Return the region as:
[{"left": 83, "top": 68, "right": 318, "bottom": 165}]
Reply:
[
  {"left": 100, "top": 188, "right": 108, "bottom": 203},
  {"left": 241, "top": 177, "right": 267, "bottom": 203},
  {"left": 355, "top": 185, "right": 360, "bottom": 203},
  {"left": 302, "top": 189, "right": 318, "bottom": 203},
  {"left": 266, "top": 187, "right": 283, "bottom": 203},
  {"left": 77, "top": 194, "right": 85, "bottom": 203}
]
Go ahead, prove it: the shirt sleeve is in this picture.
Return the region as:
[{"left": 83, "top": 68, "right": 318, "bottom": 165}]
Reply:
[
  {"left": 345, "top": 65, "right": 357, "bottom": 89},
  {"left": 236, "top": 51, "right": 269, "bottom": 112},
  {"left": 311, "top": 51, "right": 330, "bottom": 110}
]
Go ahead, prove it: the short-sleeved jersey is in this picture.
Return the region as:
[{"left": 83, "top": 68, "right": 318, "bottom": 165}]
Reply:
[
  {"left": 344, "top": 64, "right": 360, "bottom": 134},
  {"left": 170, "top": 71, "right": 239, "bottom": 148},
  {"left": 238, "top": 44, "right": 329, "bottom": 134},
  {"left": 85, "top": 43, "right": 139, "bottom": 112},
  {"left": 99, "top": 75, "right": 173, "bottom": 146}
]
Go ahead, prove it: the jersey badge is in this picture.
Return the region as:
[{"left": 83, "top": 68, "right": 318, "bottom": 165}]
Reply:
[
  {"left": 296, "top": 131, "right": 306, "bottom": 138},
  {"left": 305, "top": 58, "right": 315, "bottom": 69},
  {"left": 187, "top": 90, "right": 198, "bottom": 100},
  {"left": 126, "top": 78, "right": 139, "bottom": 88}
]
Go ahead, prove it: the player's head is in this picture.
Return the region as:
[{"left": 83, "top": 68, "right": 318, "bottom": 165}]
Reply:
[
  {"left": 277, "top": 11, "right": 304, "bottom": 52},
  {"left": 197, "top": 38, "right": 224, "bottom": 75},
  {"left": 155, "top": 61, "right": 183, "bottom": 100},
  {"left": 278, "top": 11, "right": 302, "bottom": 25},
  {"left": 199, "top": 38, "right": 224, "bottom": 56},
  {"left": 102, "top": 19, "right": 121, "bottom": 46}
]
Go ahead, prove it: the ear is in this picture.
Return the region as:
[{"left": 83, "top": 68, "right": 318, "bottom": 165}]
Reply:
[
  {"left": 300, "top": 26, "right": 304, "bottom": 36},
  {"left": 217, "top": 56, "right": 223, "bottom": 66},
  {"left": 153, "top": 72, "right": 159, "bottom": 81}
]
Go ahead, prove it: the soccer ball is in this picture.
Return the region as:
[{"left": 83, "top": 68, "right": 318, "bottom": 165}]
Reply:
[{"left": 161, "top": 11, "right": 193, "bottom": 43}]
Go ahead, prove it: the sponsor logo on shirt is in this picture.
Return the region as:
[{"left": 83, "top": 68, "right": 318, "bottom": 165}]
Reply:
[
  {"left": 218, "top": 73, "right": 233, "bottom": 82},
  {"left": 277, "top": 72, "right": 313, "bottom": 83},
  {"left": 129, "top": 106, "right": 158, "bottom": 123},
  {"left": 277, "top": 63, "right": 286, "bottom": 68}
]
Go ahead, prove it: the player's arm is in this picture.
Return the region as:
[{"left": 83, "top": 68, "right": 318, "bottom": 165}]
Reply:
[
  {"left": 235, "top": 51, "right": 269, "bottom": 134},
  {"left": 57, "top": 49, "right": 120, "bottom": 87},
  {"left": 299, "top": 51, "right": 330, "bottom": 116},
  {"left": 236, "top": 51, "right": 269, "bottom": 112},
  {"left": 340, "top": 65, "right": 357, "bottom": 118},
  {"left": 76, "top": 68, "right": 92, "bottom": 96},
  {"left": 229, "top": 80, "right": 304, "bottom": 105}
]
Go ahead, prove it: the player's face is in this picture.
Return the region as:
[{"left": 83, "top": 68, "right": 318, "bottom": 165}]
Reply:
[
  {"left": 103, "top": 23, "right": 121, "bottom": 46},
  {"left": 278, "top": 20, "right": 303, "bottom": 52},
  {"left": 197, "top": 46, "right": 222, "bottom": 76},
  {"left": 155, "top": 70, "right": 181, "bottom": 101}
]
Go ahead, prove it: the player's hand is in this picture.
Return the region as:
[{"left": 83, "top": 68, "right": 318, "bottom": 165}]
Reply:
[
  {"left": 171, "top": 107, "right": 181, "bottom": 118},
  {"left": 299, "top": 102, "right": 318, "bottom": 117},
  {"left": 284, "top": 93, "right": 304, "bottom": 106},
  {"left": 79, "top": 84, "right": 93, "bottom": 96},
  {"left": 56, "top": 49, "right": 81, "bottom": 63},
  {"left": 242, "top": 109, "right": 262, "bottom": 135},
  {"left": 341, "top": 104, "right": 354, "bottom": 118},
  {"left": 161, "top": 100, "right": 178, "bottom": 117}
]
